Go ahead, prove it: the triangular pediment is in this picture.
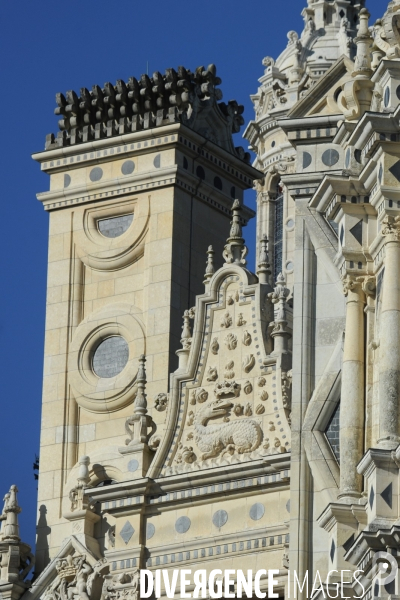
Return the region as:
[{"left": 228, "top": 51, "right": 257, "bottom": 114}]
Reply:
[
  {"left": 287, "top": 55, "right": 355, "bottom": 118},
  {"left": 148, "top": 262, "right": 293, "bottom": 479},
  {"left": 21, "top": 537, "right": 105, "bottom": 600}
]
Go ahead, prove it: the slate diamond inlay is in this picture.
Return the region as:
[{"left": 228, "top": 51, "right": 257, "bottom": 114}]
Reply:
[
  {"left": 120, "top": 521, "right": 135, "bottom": 544},
  {"left": 330, "top": 539, "right": 336, "bottom": 562},
  {"left": 369, "top": 486, "right": 375, "bottom": 509},
  {"left": 381, "top": 482, "right": 393, "bottom": 509}
]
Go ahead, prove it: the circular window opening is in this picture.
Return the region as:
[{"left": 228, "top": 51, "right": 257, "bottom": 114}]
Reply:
[{"left": 92, "top": 336, "right": 129, "bottom": 378}]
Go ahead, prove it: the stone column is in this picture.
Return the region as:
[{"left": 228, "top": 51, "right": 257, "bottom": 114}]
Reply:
[
  {"left": 338, "top": 275, "right": 366, "bottom": 501},
  {"left": 378, "top": 216, "right": 400, "bottom": 449}
]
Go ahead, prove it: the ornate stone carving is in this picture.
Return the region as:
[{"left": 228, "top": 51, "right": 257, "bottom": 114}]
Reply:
[
  {"left": 190, "top": 388, "right": 209, "bottom": 405},
  {"left": 282, "top": 371, "right": 293, "bottom": 410},
  {"left": 193, "top": 398, "right": 262, "bottom": 460},
  {"left": 362, "top": 276, "right": 376, "bottom": 298},
  {"left": 211, "top": 337, "right": 219, "bottom": 355},
  {"left": 220, "top": 312, "right": 233, "bottom": 328},
  {"left": 206, "top": 367, "right": 218, "bottom": 382},
  {"left": 203, "top": 246, "right": 215, "bottom": 287},
  {"left": 233, "top": 404, "right": 243, "bottom": 416},
  {"left": 0, "top": 485, "right": 35, "bottom": 586},
  {"left": 382, "top": 215, "right": 400, "bottom": 241},
  {"left": 69, "top": 456, "right": 91, "bottom": 512},
  {"left": 154, "top": 393, "right": 168, "bottom": 412},
  {"left": 244, "top": 403, "right": 253, "bottom": 416},
  {"left": 259, "top": 390, "right": 269, "bottom": 402},
  {"left": 256, "top": 404, "right": 266, "bottom": 415},
  {"left": 243, "top": 354, "right": 255, "bottom": 373},
  {"left": 214, "top": 381, "right": 241, "bottom": 398},
  {"left": 243, "top": 381, "right": 253, "bottom": 395},
  {"left": 148, "top": 435, "right": 161, "bottom": 451},
  {"left": 102, "top": 571, "right": 139, "bottom": 600},
  {"left": 243, "top": 330, "right": 252, "bottom": 346},
  {"left": 123, "top": 356, "right": 154, "bottom": 449},
  {"left": 224, "top": 333, "right": 238, "bottom": 350},
  {"left": 223, "top": 200, "right": 248, "bottom": 266},
  {"left": 339, "top": 9, "right": 374, "bottom": 120},
  {"left": 56, "top": 555, "right": 104, "bottom": 600},
  {"left": 176, "top": 446, "right": 197, "bottom": 465},
  {"left": 236, "top": 313, "right": 246, "bottom": 326},
  {"left": 224, "top": 361, "right": 235, "bottom": 380}
]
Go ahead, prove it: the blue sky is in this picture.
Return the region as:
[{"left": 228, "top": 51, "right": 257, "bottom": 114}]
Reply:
[{"left": 0, "top": 0, "right": 390, "bottom": 551}]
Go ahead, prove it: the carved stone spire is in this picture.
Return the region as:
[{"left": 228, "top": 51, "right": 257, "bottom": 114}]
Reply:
[
  {"left": 338, "top": 8, "right": 374, "bottom": 120},
  {"left": 0, "top": 486, "right": 35, "bottom": 595},
  {"left": 176, "top": 308, "right": 195, "bottom": 370},
  {"left": 257, "top": 235, "right": 271, "bottom": 284},
  {"left": 0, "top": 486, "right": 21, "bottom": 542},
  {"left": 119, "top": 356, "right": 154, "bottom": 475},
  {"left": 203, "top": 245, "right": 215, "bottom": 288},
  {"left": 223, "top": 200, "right": 248, "bottom": 266},
  {"left": 353, "top": 9, "right": 373, "bottom": 77}
]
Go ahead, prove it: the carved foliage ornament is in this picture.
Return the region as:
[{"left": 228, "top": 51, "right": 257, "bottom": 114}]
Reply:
[{"left": 382, "top": 215, "right": 400, "bottom": 241}]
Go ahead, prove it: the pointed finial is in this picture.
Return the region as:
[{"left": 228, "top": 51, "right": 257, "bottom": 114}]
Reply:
[
  {"left": 2, "top": 485, "right": 21, "bottom": 541},
  {"left": 133, "top": 355, "right": 147, "bottom": 416},
  {"left": 257, "top": 235, "right": 271, "bottom": 283},
  {"left": 223, "top": 200, "right": 248, "bottom": 266},
  {"left": 181, "top": 310, "right": 192, "bottom": 344},
  {"left": 353, "top": 9, "right": 373, "bottom": 76},
  {"left": 203, "top": 245, "right": 215, "bottom": 287}
]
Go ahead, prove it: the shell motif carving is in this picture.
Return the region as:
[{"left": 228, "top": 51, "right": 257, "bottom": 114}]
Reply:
[
  {"left": 187, "top": 411, "right": 194, "bottom": 426},
  {"left": 243, "top": 330, "right": 252, "bottom": 346},
  {"left": 207, "top": 367, "right": 218, "bottom": 382},
  {"left": 211, "top": 338, "right": 219, "bottom": 355},
  {"left": 243, "top": 381, "right": 253, "bottom": 395},
  {"left": 258, "top": 377, "right": 266, "bottom": 387},
  {"left": 259, "top": 390, "right": 269, "bottom": 402},
  {"left": 224, "top": 333, "right": 238, "bottom": 351},
  {"left": 243, "top": 354, "right": 255, "bottom": 373},
  {"left": 256, "top": 404, "right": 265, "bottom": 415}
]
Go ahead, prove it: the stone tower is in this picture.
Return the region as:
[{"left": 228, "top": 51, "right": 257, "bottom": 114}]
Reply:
[
  {"left": 245, "top": 0, "right": 366, "bottom": 291},
  {"left": 31, "top": 65, "right": 260, "bottom": 572}
]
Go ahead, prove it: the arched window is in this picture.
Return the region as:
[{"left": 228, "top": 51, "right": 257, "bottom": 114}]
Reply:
[{"left": 273, "top": 183, "right": 284, "bottom": 281}]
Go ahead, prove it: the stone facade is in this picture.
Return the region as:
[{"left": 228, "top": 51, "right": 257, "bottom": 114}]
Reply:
[{"left": 4, "top": 2, "right": 400, "bottom": 600}]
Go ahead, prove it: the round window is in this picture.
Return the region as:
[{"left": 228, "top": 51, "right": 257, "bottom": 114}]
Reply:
[{"left": 92, "top": 336, "right": 129, "bottom": 378}]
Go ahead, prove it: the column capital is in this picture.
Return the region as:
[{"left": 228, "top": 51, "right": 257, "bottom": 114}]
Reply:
[
  {"left": 341, "top": 274, "right": 375, "bottom": 299},
  {"left": 382, "top": 215, "right": 400, "bottom": 242}
]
